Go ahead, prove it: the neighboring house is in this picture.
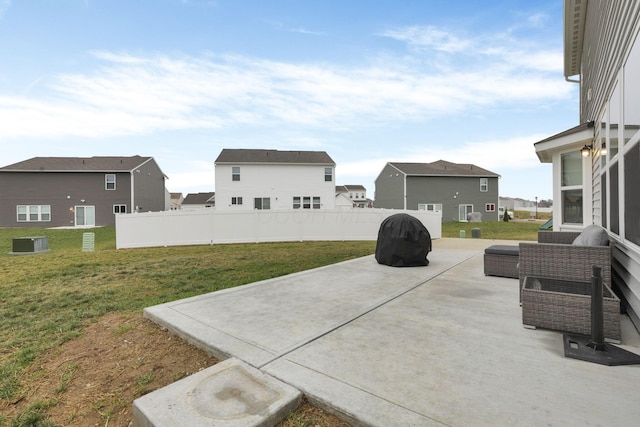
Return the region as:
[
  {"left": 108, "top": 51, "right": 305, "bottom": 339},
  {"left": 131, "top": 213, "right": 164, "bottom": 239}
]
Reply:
[
  {"left": 0, "top": 156, "right": 167, "bottom": 227},
  {"left": 214, "top": 149, "right": 336, "bottom": 210},
  {"left": 335, "top": 185, "right": 371, "bottom": 208},
  {"left": 335, "top": 192, "right": 354, "bottom": 209},
  {"left": 374, "top": 160, "right": 500, "bottom": 222},
  {"left": 181, "top": 192, "right": 215, "bottom": 209},
  {"left": 170, "top": 192, "right": 184, "bottom": 210},
  {"left": 533, "top": 1, "right": 640, "bottom": 330}
]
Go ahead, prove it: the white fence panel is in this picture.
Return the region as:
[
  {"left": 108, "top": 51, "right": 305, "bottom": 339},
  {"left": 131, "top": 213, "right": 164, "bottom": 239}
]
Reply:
[{"left": 115, "top": 209, "right": 442, "bottom": 249}]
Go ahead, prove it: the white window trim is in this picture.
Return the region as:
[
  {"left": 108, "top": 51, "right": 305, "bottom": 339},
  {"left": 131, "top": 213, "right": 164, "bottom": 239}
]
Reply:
[
  {"left": 17, "top": 205, "right": 51, "bottom": 222},
  {"left": 105, "top": 174, "right": 116, "bottom": 190},
  {"left": 418, "top": 203, "right": 442, "bottom": 212},
  {"left": 113, "top": 204, "right": 127, "bottom": 214},
  {"left": 480, "top": 178, "right": 488, "bottom": 192}
]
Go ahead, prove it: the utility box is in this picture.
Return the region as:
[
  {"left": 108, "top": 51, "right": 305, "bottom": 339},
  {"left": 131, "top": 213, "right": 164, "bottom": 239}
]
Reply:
[
  {"left": 82, "top": 233, "right": 95, "bottom": 252},
  {"left": 10, "top": 236, "right": 50, "bottom": 255},
  {"left": 471, "top": 228, "right": 481, "bottom": 238}
]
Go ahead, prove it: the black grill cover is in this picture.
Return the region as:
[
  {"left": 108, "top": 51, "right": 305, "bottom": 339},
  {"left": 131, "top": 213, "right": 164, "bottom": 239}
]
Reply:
[{"left": 375, "top": 214, "right": 431, "bottom": 267}]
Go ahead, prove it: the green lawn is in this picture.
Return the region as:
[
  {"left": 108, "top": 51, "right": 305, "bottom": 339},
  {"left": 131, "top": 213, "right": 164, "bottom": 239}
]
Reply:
[{"left": 442, "top": 220, "right": 540, "bottom": 241}]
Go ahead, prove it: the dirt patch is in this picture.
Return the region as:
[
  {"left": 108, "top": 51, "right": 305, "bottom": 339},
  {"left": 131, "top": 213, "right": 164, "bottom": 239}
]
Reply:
[{"left": 5, "top": 312, "right": 349, "bottom": 426}]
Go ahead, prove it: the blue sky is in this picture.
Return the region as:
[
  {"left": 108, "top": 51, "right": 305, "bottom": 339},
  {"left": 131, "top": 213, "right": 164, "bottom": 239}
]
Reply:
[{"left": 0, "top": 0, "right": 578, "bottom": 201}]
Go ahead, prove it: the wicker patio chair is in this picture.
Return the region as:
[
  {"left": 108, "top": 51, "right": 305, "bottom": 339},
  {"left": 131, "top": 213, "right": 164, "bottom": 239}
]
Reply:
[
  {"left": 518, "top": 229, "right": 617, "bottom": 339},
  {"left": 519, "top": 230, "right": 612, "bottom": 292}
]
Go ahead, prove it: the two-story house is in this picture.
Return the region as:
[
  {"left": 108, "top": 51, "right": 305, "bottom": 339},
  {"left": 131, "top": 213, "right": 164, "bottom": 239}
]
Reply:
[
  {"left": 214, "top": 149, "right": 336, "bottom": 210},
  {"left": 374, "top": 160, "right": 500, "bottom": 222},
  {"left": 532, "top": 0, "right": 640, "bottom": 331},
  {"left": 335, "top": 185, "right": 371, "bottom": 208},
  {"left": 181, "top": 192, "right": 215, "bottom": 209},
  {"left": 0, "top": 156, "right": 167, "bottom": 227}
]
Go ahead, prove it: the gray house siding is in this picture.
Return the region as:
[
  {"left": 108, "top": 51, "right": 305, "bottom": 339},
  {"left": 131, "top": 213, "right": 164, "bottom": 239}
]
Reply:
[
  {"left": 405, "top": 176, "right": 499, "bottom": 222},
  {"left": 0, "top": 171, "right": 133, "bottom": 227},
  {"left": 131, "top": 159, "right": 166, "bottom": 213},
  {"left": 571, "top": 0, "right": 640, "bottom": 330},
  {"left": 0, "top": 156, "right": 166, "bottom": 228},
  {"left": 373, "top": 164, "right": 405, "bottom": 209}
]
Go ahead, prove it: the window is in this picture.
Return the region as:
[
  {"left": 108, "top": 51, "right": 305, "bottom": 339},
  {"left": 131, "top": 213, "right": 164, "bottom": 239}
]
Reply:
[
  {"left": 231, "top": 196, "right": 243, "bottom": 205},
  {"left": 294, "top": 196, "right": 320, "bottom": 209},
  {"left": 324, "top": 167, "right": 333, "bottom": 182},
  {"left": 17, "top": 205, "right": 50, "bottom": 222},
  {"left": 254, "top": 197, "right": 270, "bottom": 210},
  {"left": 485, "top": 203, "right": 496, "bottom": 212},
  {"left": 610, "top": 162, "right": 619, "bottom": 234},
  {"left": 480, "top": 178, "right": 488, "bottom": 192},
  {"left": 624, "top": 37, "right": 640, "bottom": 146},
  {"left": 418, "top": 203, "right": 442, "bottom": 212},
  {"left": 105, "top": 174, "right": 116, "bottom": 190},
  {"left": 609, "top": 82, "right": 620, "bottom": 158},
  {"left": 75, "top": 206, "right": 95, "bottom": 226},
  {"left": 625, "top": 143, "right": 640, "bottom": 245},
  {"left": 562, "top": 189, "right": 583, "bottom": 224},
  {"left": 232, "top": 167, "right": 240, "bottom": 181},
  {"left": 458, "top": 204, "right": 473, "bottom": 222},
  {"left": 113, "top": 205, "right": 127, "bottom": 214},
  {"left": 561, "top": 152, "right": 582, "bottom": 186},
  {"left": 560, "top": 151, "right": 583, "bottom": 225}
]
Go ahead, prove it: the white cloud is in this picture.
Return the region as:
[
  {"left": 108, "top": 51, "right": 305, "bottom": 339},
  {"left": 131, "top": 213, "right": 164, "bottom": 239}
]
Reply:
[
  {"left": 381, "top": 26, "right": 472, "bottom": 53},
  {"left": 0, "top": 24, "right": 571, "bottom": 141}
]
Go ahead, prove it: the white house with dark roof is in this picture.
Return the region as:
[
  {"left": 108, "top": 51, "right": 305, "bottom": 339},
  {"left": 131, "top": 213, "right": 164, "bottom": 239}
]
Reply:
[
  {"left": 374, "top": 160, "right": 500, "bottom": 222},
  {"left": 336, "top": 185, "right": 371, "bottom": 208},
  {"left": 0, "top": 156, "right": 167, "bottom": 227},
  {"left": 214, "top": 149, "right": 336, "bottom": 211},
  {"left": 181, "top": 192, "right": 215, "bottom": 209}
]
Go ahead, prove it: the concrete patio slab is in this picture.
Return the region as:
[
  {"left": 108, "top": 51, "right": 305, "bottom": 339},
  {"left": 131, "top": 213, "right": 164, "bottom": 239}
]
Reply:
[{"left": 143, "top": 238, "right": 640, "bottom": 426}]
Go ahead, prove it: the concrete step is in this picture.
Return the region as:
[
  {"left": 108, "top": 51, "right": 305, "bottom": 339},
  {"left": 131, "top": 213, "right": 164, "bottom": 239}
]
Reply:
[{"left": 133, "top": 358, "right": 301, "bottom": 427}]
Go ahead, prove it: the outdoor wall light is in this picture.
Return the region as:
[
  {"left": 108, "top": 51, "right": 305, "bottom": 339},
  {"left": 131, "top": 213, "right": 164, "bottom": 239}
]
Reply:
[
  {"left": 601, "top": 142, "right": 607, "bottom": 155},
  {"left": 581, "top": 143, "right": 593, "bottom": 157}
]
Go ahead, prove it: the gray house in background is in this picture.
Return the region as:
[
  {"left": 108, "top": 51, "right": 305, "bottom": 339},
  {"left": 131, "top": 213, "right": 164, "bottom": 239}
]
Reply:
[
  {"left": 374, "top": 160, "right": 500, "bottom": 222},
  {"left": 0, "top": 156, "right": 167, "bottom": 227}
]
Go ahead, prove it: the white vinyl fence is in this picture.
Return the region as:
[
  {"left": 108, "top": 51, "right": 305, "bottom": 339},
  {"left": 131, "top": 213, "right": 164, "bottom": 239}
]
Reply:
[{"left": 115, "top": 208, "right": 442, "bottom": 249}]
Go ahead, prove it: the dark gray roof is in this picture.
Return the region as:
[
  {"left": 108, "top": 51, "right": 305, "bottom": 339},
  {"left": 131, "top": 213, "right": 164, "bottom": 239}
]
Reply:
[
  {"left": 336, "top": 185, "right": 366, "bottom": 193},
  {"left": 0, "top": 156, "right": 155, "bottom": 172},
  {"left": 215, "top": 149, "right": 335, "bottom": 165},
  {"left": 389, "top": 160, "right": 499, "bottom": 177},
  {"left": 182, "top": 192, "right": 215, "bottom": 204},
  {"left": 533, "top": 122, "right": 592, "bottom": 146}
]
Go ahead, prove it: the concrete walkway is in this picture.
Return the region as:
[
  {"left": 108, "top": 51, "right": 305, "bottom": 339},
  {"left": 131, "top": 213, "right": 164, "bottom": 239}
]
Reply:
[{"left": 142, "top": 238, "right": 640, "bottom": 426}]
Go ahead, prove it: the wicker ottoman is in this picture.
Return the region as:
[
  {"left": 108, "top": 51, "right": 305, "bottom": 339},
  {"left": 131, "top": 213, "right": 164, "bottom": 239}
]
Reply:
[
  {"left": 484, "top": 245, "right": 519, "bottom": 278},
  {"left": 522, "top": 276, "right": 620, "bottom": 342}
]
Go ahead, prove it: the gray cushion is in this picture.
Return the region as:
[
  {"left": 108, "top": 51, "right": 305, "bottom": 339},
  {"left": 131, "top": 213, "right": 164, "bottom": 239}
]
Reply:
[
  {"left": 572, "top": 224, "right": 610, "bottom": 246},
  {"left": 484, "top": 245, "right": 519, "bottom": 256}
]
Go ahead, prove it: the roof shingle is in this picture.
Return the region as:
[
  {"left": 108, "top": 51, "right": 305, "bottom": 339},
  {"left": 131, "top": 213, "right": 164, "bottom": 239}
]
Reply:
[
  {"left": 389, "top": 160, "right": 499, "bottom": 177},
  {"left": 215, "top": 149, "right": 335, "bottom": 165},
  {"left": 0, "top": 156, "right": 154, "bottom": 172}
]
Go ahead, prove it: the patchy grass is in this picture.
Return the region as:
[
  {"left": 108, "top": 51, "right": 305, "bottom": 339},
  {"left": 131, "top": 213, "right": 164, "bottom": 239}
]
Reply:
[{"left": 0, "top": 226, "right": 375, "bottom": 425}]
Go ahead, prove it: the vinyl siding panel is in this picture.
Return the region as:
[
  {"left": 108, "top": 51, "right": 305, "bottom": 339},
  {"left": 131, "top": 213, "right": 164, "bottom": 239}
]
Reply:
[
  {"left": 579, "top": 0, "right": 640, "bottom": 330},
  {"left": 0, "top": 171, "right": 132, "bottom": 227},
  {"left": 373, "top": 164, "right": 405, "bottom": 209},
  {"left": 406, "top": 176, "right": 499, "bottom": 222}
]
